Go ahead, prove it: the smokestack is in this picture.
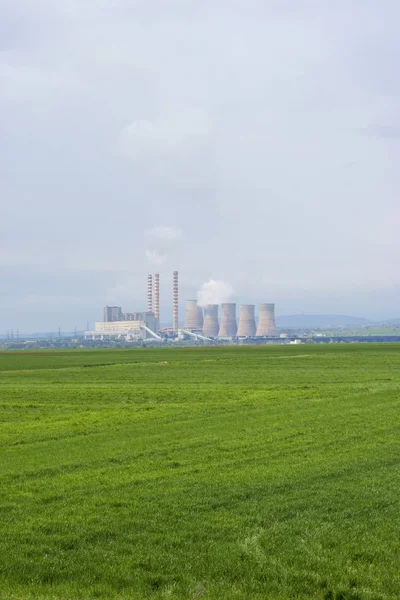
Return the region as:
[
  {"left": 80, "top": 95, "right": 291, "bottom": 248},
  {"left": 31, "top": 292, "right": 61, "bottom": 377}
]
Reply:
[
  {"left": 203, "top": 304, "right": 219, "bottom": 337},
  {"left": 218, "top": 303, "right": 237, "bottom": 337},
  {"left": 147, "top": 274, "right": 153, "bottom": 313},
  {"left": 154, "top": 273, "right": 160, "bottom": 331},
  {"left": 173, "top": 271, "right": 179, "bottom": 332},
  {"left": 256, "top": 303, "right": 278, "bottom": 337},
  {"left": 184, "top": 300, "right": 203, "bottom": 330},
  {"left": 237, "top": 304, "right": 256, "bottom": 337}
]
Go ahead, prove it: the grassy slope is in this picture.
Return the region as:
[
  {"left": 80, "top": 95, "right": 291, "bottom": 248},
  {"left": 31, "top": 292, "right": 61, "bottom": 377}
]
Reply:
[{"left": 0, "top": 345, "right": 399, "bottom": 600}]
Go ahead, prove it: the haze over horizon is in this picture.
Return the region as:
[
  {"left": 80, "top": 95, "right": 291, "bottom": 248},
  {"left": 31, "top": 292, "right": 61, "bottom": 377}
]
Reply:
[{"left": 1, "top": 1, "right": 399, "bottom": 331}]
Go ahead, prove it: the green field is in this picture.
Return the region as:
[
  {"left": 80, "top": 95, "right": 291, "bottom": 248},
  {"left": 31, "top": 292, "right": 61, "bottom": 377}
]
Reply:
[{"left": 1, "top": 344, "right": 399, "bottom": 600}]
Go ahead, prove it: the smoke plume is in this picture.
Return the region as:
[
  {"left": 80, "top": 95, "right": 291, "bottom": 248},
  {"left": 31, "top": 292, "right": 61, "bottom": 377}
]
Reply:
[{"left": 197, "top": 280, "right": 234, "bottom": 307}]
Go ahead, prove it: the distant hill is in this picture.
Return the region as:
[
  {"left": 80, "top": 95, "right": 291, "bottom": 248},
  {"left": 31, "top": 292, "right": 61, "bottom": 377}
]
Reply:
[
  {"left": 276, "top": 314, "right": 373, "bottom": 329},
  {"left": 383, "top": 318, "right": 400, "bottom": 326},
  {"left": 9, "top": 331, "right": 85, "bottom": 339}
]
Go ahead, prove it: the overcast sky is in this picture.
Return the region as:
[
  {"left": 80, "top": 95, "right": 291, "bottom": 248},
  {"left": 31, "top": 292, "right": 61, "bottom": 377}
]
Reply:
[{"left": 1, "top": 0, "right": 399, "bottom": 331}]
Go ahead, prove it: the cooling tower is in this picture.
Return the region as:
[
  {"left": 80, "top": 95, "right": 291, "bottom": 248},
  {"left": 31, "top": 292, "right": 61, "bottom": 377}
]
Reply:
[
  {"left": 218, "top": 303, "right": 237, "bottom": 337},
  {"left": 173, "top": 271, "right": 179, "bottom": 332},
  {"left": 237, "top": 304, "right": 256, "bottom": 337},
  {"left": 256, "top": 303, "right": 278, "bottom": 337},
  {"left": 184, "top": 300, "right": 203, "bottom": 330},
  {"left": 203, "top": 304, "right": 219, "bottom": 337}
]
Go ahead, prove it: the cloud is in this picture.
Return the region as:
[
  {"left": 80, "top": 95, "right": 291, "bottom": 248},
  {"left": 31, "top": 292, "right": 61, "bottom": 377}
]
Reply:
[{"left": 197, "top": 280, "right": 234, "bottom": 307}]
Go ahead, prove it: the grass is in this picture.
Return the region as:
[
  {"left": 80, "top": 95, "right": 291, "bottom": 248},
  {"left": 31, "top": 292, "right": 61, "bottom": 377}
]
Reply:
[{"left": 0, "top": 344, "right": 399, "bottom": 599}]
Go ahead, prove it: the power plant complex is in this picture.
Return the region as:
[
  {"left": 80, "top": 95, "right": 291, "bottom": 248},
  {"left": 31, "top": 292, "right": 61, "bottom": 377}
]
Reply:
[{"left": 85, "top": 272, "right": 278, "bottom": 342}]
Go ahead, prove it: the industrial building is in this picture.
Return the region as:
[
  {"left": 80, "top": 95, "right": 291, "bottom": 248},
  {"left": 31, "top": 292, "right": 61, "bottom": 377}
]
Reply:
[
  {"left": 103, "top": 306, "right": 123, "bottom": 322},
  {"left": 85, "top": 274, "right": 162, "bottom": 341},
  {"left": 85, "top": 311, "right": 160, "bottom": 341},
  {"left": 103, "top": 306, "right": 155, "bottom": 323}
]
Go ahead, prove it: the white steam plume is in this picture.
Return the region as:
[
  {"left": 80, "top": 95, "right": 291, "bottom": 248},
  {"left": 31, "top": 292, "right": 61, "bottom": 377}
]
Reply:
[
  {"left": 144, "top": 226, "right": 182, "bottom": 265},
  {"left": 197, "top": 280, "right": 234, "bottom": 307}
]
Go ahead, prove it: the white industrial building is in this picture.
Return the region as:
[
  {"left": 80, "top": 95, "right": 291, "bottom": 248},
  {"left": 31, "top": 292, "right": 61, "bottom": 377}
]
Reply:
[{"left": 85, "top": 310, "right": 161, "bottom": 341}]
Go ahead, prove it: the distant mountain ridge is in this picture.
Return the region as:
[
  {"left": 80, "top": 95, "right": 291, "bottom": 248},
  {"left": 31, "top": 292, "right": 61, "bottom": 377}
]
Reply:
[
  {"left": 384, "top": 318, "right": 400, "bottom": 326},
  {"left": 276, "top": 314, "right": 373, "bottom": 329}
]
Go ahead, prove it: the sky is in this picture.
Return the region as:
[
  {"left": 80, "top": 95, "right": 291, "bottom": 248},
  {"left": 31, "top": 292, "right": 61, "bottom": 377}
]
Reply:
[{"left": 1, "top": 0, "right": 399, "bottom": 331}]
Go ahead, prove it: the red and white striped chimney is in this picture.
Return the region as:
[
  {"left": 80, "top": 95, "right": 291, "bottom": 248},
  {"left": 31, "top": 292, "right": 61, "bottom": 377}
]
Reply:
[
  {"left": 147, "top": 274, "right": 153, "bottom": 313},
  {"left": 173, "top": 271, "right": 178, "bottom": 332},
  {"left": 154, "top": 273, "right": 160, "bottom": 330}
]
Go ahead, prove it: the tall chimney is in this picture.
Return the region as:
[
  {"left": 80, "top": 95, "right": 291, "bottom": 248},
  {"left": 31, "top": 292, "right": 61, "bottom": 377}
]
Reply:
[
  {"left": 237, "top": 304, "right": 256, "bottom": 337},
  {"left": 154, "top": 273, "right": 160, "bottom": 331},
  {"left": 203, "top": 304, "right": 219, "bottom": 337},
  {"left": 218, "top": 303, "right": 237, "bottom": 337},
  {"left": 184, "top": 300, "right": 203, "bottom": 330},
  {"left": 256, "top": 303, "right": 278, "bottom": 337},
  {"left": 147, "top": 274, "right": 153, "bottom": 313},
  {"left": 173, "top": 271, "right": 179, "bottom": 332}
]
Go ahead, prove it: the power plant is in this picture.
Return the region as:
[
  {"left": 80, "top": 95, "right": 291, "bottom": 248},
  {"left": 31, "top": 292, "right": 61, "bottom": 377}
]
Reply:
[{"left": 85, "top": 271, "right": 280, "bottom": 343}]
